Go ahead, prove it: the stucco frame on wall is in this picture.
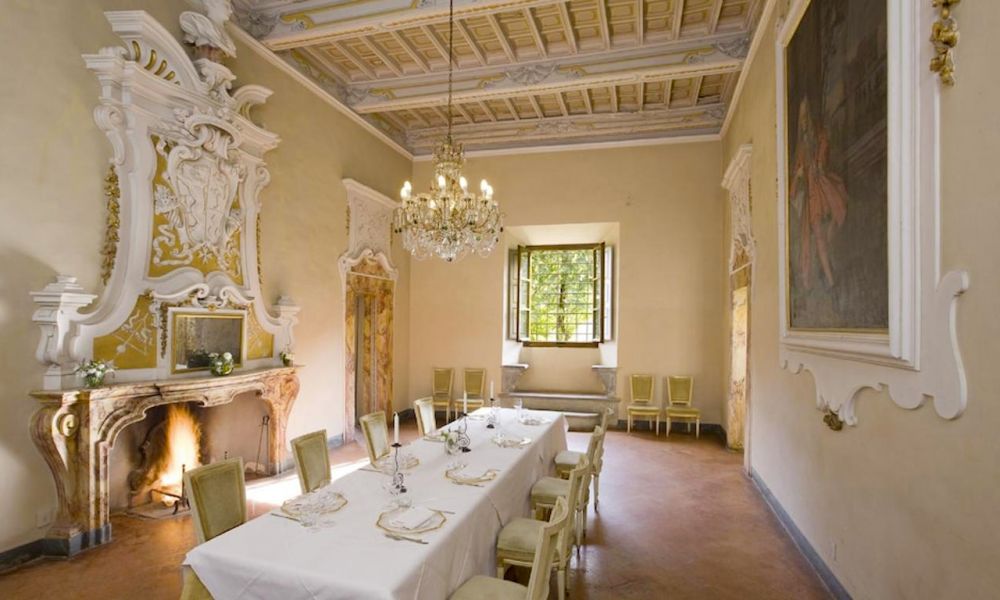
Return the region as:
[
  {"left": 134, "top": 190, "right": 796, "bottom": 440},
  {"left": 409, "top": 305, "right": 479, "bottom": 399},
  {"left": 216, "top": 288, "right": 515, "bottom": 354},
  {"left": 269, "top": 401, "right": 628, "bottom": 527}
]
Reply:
[{"left": 774, "top": 0, "right": 969, "bottom": 425}]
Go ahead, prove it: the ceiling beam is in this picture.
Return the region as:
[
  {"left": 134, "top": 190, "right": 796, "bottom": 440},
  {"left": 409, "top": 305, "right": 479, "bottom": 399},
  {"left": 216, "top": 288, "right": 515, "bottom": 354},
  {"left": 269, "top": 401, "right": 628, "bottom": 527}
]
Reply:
[
  {"left": 690, "top": 75, "right": 704, "bottom": 106},
  {"left": 407, "top": 108, "right": 431, "bottom": 127},
  {"left": 581, "top": 88, "right": 593, "bottom": 114},
  {"left": 479, "top": 100, "right": 498, "bottom": 121},
  {"left": 332, "top": 40, "right": 377, "bottom": 80},
  {"left": 420, "top": 25, "right": 450, "bottom": 64},
  {"left": 455, "top": 19, "right": 488, "bottom": 66},
  {"left": 708, "top": 0, "right": 725, "bottom": 34},
  {"left": 664, "top": 78, "right": 673, "bottom": 108},
  {"left": 672, "top": 0, "right": 686, "bottom": 40},
  {"left": 454, "top": 102, "right": 476, "bottom": 124},
  {"left": 300, "top": 46, "right": 352, "bottom": 82},
  {"left": 522, "top": 8, "right": 548, "bottom": 58},
  {"left": 556, "top": 92, "right": 569, "bottom": 116},
  {"left": 528, "top": 95, "right": 544, "bottom": 118},
  {"left": 558, "top": 2, "right": 578, "bottom": 54},
  {"left": 486, "top": 14, "right": 518, "bottom": 62},
  {"left": 610, "top": 85, "right": 618, "bottom": 112},
  {"left": 351, "top": 53, "right": 742, "bottom": 113},
  {"left": 638, "top": 81, "right": 645, "bottom": 111},
  {"left": 596, "top": 0, "right": 611, "bottom": 49},
  {"left": 503, "top": 97, "right": 522, "bottom": 120},
  {"left": 361, "top": 36, "right": 403, "bottom": 77},
  {"left": 390, "top": 30, "right": 430, "bottom": 73},
  {"left": 636, "top": 0, "right": 644, "bottom": 46},
  {"left": 260, "top": 0, "right": 562, "bottom": 50}
]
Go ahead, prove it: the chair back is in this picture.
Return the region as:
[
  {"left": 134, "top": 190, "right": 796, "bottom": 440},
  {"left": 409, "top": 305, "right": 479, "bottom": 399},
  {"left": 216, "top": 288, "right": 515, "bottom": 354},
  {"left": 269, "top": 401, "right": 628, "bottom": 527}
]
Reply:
[
  {"left": 463, "top": 368, "right": 486, "bottom": 399},
  {"left": 667, "top": 376, "right": 694, "bottom": 407},
  {"left": 600, "top": 405, "right": 614, "bottom": 431},
  {"left": 184, "top": 458, "right": 246, "bottom": 544},
  {"left": 359, "top": 411, "right": 390, "bottom": 465},
  {"left": 432, "top": 368, "right": 453, "bottom": 399},
  {"left": 560, "top": 457, "right": 590, "bottom": 557},
  {"left": 414, "top": 398, "right": 437, "bottom": 436},
  {"left": 526, "top": 497, "right": 571, "bottom": 600},
  {"left": 290, "top": 430, "right": 330, "bottom": 493},
  {"left": 593, "top": 426, "right": 607, "bottom": 475},
  {"left": 630, "top": 374, "right": 654, "bottom": 405}
]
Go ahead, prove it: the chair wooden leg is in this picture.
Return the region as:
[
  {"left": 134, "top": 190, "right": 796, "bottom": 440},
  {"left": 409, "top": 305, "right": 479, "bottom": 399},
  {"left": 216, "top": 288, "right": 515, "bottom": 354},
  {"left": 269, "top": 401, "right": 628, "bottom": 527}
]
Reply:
[
  {"left": 687, "top": 422, "right": 692, "bottom": 433},
  {"left": 593, "top": 474, "right": 600, "bottom": 510},
  {"left": 627, "top": 413, "right": 632, "bottom": 433},
  {"left": 497, "top": 563, "right": 506, "bottom": 579},
  {"left": 696, "top": 419, "right": 701, "bottom": 438},
  {"left": 665, "top": 416, "right": 671, "bottom": 437},
  {"left": 558, "top": 567, "right": 567, "bottom": 600}
]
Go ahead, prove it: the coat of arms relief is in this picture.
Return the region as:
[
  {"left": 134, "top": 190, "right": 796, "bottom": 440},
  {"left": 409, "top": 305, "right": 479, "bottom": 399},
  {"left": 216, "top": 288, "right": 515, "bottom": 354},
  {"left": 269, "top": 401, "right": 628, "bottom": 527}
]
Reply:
[{"left": 149, "top": 123, "right": 245, "bottom": 283}]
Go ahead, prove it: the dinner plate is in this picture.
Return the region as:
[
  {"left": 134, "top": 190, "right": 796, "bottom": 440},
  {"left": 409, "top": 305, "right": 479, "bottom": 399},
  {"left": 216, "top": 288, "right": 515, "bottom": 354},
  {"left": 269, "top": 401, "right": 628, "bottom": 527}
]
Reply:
[
  {"left": 491, "top": 434, "right": 532, "bottom": 448},
  {"left": 281, "top": 491, "right": 347, "bottom": 518},
  {"left": 445, "top": 466, "right": 499, "bottom": 485},
  {"left": 374, "top": 453, "right": 420, "bottom": 473},
  {"left": 376, "top": 507, "right": 447, "bottom": 535}
]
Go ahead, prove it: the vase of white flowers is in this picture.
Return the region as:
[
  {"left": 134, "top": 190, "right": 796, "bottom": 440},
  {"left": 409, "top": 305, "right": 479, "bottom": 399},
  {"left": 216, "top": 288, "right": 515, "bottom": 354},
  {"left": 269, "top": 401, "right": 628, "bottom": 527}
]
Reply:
[
  {"left": 209, "top": 352, "right": 234, "bottom": 376},
  {"left": 76, "top": 360, "right": 114, "bottom": 388},
  {"left": 279, "top": 349, "right": 295, "bottom": 367},
  {"left": 444, "top": 431, "right": 461, "bottom": 455}
]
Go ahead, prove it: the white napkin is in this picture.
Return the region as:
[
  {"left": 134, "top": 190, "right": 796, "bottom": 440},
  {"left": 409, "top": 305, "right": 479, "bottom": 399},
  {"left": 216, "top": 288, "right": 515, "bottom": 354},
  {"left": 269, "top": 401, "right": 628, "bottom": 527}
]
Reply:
[{"left": 388, "top": 507, "right": 436, "bottom": 531}]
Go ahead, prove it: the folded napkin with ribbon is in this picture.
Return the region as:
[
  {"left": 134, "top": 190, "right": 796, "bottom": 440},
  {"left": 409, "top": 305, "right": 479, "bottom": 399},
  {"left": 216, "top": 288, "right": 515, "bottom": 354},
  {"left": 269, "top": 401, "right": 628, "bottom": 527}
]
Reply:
[{"left": 388, "top": 507, "right": 437, "bottom": 531}]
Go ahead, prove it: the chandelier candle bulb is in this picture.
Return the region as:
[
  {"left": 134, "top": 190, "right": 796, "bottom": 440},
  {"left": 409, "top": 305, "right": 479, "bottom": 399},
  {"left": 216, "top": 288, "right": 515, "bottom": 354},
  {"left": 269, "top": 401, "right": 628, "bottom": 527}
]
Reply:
[
  {"left": 463, "top": 391, "right": 468, "bottom": 415},
  {"left": 393, "top": 412, "right": 399, "bottom": 445}
]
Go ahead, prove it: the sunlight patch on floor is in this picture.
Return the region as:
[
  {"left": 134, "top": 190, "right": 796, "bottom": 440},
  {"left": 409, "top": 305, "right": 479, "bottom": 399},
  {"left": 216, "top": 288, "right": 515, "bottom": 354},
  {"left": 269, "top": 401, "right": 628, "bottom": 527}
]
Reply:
[{"left": 245, "top": 457, "right": 371, "bottom": 506}]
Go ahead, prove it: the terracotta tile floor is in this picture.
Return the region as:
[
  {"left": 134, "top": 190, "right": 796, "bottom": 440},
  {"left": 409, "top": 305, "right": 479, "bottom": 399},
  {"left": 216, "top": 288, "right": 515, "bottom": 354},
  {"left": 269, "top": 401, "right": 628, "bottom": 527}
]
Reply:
[{"left": 0, "top": 423, "right": 830, "bottom": 599}]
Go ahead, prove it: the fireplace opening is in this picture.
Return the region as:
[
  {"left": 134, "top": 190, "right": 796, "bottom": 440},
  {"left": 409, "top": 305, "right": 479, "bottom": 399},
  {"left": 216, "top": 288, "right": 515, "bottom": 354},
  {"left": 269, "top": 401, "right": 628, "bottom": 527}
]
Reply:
[{"left": 126, "top": 403, "right": 203, "bottom": 517}]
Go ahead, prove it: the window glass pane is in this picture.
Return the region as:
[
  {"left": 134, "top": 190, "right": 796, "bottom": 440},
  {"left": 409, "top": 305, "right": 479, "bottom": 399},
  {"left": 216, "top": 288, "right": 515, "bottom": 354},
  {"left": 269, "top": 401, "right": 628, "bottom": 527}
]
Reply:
[{"left": 525, "top": 246, "right": 600, "bottom": 343}]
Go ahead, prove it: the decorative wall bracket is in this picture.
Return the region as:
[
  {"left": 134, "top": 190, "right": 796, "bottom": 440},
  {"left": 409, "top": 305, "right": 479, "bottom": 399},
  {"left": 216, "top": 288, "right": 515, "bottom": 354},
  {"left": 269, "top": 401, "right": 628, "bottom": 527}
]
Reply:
[
  {"left": 930, "top": 0, "right": 960, "bottom": 86},
  {"left": 775, "top": 1, "right": 969, "bottom": 426},
  {"left": 30, "top": 5, "right": 299, "bottom": 390}
]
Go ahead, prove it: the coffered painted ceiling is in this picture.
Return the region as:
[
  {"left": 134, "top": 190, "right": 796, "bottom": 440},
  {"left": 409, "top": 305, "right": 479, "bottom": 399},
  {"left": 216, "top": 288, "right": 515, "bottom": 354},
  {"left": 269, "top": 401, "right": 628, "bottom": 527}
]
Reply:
[{"left": 233, "top": 0, "right": 764, "bottom": 156}]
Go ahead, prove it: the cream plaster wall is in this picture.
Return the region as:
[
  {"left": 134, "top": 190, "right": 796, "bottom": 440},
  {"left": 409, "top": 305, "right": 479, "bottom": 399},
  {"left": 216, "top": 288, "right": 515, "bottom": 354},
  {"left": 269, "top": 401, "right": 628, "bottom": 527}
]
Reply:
[
  {"left": 0, "top": 0, "right": 410, "bottom": 553},
  {"left": 722, "top": 3, "right": 1000, "bottom": 598},
  {"left": 408, "top": 143, "right": 727, "bottom": 424}
]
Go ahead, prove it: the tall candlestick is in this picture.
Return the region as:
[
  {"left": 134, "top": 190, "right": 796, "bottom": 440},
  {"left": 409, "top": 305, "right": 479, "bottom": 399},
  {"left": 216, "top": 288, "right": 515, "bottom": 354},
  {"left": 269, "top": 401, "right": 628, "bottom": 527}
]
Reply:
[
  {"left": 490, "top": 380, "right": 494, "bottom": 399},
  {"left": 463, "top": 391, "right": 468, "bottom": 415},
  {"left": 393, "top": 412, "right": 399, "bottom": 445}
]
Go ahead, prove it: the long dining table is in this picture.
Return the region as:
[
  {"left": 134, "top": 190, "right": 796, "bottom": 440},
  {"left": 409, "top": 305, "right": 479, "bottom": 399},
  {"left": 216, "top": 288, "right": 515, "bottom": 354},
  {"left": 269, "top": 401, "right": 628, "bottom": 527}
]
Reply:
[{"left": 185, "top": 408, "right": 569, "bottom": 600}]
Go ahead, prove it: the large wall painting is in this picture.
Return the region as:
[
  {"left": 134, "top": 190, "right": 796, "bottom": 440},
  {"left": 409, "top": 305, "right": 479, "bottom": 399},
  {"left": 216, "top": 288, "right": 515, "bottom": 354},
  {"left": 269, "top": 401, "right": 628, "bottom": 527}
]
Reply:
[{"left": 785, "top": 0, "right": 888, "bottom": 331}]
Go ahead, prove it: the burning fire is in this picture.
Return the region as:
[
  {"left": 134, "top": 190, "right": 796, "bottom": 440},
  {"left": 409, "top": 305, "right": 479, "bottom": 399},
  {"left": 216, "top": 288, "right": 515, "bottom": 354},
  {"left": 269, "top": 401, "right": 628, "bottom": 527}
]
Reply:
[{"left": 155, "top": 404, "right": 202, "bottom": 505}]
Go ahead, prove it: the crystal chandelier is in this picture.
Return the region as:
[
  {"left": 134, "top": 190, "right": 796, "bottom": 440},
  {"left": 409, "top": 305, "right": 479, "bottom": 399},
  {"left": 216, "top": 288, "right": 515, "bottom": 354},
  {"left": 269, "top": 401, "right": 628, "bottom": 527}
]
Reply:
[{"left": 394, "top": 0, "right": 502, "bottom": 262}]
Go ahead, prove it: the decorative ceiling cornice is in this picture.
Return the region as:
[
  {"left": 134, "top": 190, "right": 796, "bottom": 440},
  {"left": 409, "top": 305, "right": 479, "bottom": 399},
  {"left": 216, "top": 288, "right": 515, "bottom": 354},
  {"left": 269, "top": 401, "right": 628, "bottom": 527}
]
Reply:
[{"left": 235, "top": 0, "right": 766, "bottom": 152}]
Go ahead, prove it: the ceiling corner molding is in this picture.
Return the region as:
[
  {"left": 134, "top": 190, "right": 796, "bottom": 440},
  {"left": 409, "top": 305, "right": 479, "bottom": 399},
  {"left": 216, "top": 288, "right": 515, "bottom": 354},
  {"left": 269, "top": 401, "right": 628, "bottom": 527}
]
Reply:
[
  {"left": 719, "top": 0, "right": 778, "bottom": 139},
  {"left": 227, "top": 23, "right": 413, "bottom": 160}
]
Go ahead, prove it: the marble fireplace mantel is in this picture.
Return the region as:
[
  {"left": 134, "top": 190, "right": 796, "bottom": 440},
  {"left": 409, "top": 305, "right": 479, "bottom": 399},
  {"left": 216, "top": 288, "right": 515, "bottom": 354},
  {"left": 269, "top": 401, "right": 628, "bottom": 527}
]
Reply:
[{"left": 29, "top": 366, "right": 299, "bottom": 556}]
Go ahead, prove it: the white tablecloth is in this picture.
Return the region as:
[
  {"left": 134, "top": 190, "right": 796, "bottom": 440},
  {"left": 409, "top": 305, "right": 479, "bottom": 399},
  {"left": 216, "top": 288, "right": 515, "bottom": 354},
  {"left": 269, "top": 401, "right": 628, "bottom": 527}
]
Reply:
[{"left": 185, "top": 409, "right": 568, "bottom": 600}]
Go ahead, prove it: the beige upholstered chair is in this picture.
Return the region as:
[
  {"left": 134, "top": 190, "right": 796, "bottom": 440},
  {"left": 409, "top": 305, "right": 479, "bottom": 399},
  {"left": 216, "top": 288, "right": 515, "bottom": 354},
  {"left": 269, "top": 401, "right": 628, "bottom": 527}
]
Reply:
[
  {"left": 626, "top": 374, "right": 660, "bottom": 434},
  {"left": 181, "top": 458, "right": 247, "bottom": 600},
  {"left": 451, "top": 497, "right": 570, "bottom": 600},
  {"left": 497, "top": 459, "right": 588, "bottom": 600},
  {"left": 554, "top": 425, "right": 606, "bottom": 510},
  {"left": 531, "top": 427, "right": 601, "bottom": 549},
  {"left": 290, "top": 430, "right": 330, "bottom": 494},
  {"left": 414, "top": 397, "right": 437, "bottom": 437},
  {"left": 460, "top": 368, "right": 487, "bottom": 414},
  {"left": 359, "top": 411, "right": 391, "bottom": 465},
  {"left": 432, "top": 367, "right": 454, "bottom": 422},
  {"left": 665, "top": 376, "right": 700, "bottom": 438}
]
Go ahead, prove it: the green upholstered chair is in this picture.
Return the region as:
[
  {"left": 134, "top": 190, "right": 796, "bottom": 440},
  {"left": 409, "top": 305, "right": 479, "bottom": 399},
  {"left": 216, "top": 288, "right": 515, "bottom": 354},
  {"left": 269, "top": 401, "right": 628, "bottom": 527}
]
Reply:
[
  {"left": 665, "top": 375, "right": 700, "bottom": 438},
  {"left": 180, "top": 458, "right": 247, "bottom": 600},
  {"left": 497, "top": 459, "right": 588, "bottom": 600},
  {"left": 290, "top": 429, "right": 330, "bottom": 494},
  {"left": 460, "top": 368, "right": 487, "bottom": 413},
  {"left": 626, "top": 374, "right": 660, "bottom": 434},
  {"left": 414, "top": 397, "right": 437, "bottom": 437},
  {"left": 432, "top": 367, "right": 454, "bottom": 422},
  {"left": 360, "top": 411, "right": 391, "bottom": 465},
  {"left": 450, "top": 497, "right": 570, "bottom": 600}
]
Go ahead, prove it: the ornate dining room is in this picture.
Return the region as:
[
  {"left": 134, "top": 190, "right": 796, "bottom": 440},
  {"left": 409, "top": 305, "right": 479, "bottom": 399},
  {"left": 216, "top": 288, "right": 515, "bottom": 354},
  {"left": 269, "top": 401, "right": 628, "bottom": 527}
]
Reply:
[{"left": 0, "top": 0, "right": 997, "bottom": 599}]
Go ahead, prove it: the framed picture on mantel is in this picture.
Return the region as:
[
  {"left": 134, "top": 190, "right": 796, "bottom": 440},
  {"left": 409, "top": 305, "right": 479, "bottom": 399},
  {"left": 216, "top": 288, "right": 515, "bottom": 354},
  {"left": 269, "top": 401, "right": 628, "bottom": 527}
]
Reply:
[{"left": 171, "top": 311, "right": 245, "bottom": 374}]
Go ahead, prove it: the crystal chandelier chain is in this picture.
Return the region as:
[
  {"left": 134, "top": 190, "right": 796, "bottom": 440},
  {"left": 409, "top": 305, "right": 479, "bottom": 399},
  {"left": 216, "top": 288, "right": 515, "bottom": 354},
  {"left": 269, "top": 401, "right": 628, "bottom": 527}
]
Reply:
[{"left": 393, "top": 0, "right": 503, "bottom": 262}]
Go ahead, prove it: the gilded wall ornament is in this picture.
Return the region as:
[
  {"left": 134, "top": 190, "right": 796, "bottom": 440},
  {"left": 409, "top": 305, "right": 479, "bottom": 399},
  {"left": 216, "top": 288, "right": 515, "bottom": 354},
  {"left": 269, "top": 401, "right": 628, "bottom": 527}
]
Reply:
[
  {"left": 100, "top": 166, "right": 121, "bottom": 286},
  {"left": 930, "top": 0, "right": 960, "bottom": 86}
]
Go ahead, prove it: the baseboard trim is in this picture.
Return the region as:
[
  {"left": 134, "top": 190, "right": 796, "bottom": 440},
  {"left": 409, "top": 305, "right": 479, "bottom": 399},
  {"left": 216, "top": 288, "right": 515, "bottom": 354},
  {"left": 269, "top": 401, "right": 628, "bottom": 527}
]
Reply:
[
  {"left": 0, "top": 538, "right": 44, "bottom": 572},
  {"left": 751, "top": 471, "right": 852, "bottom": 600}
]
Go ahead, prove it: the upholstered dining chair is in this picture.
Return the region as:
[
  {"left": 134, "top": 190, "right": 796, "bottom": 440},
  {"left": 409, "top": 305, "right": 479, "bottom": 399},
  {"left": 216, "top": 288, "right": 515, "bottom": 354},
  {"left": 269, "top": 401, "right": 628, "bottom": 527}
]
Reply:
[
  {"left": 432, "top": 367, "right": 454, "bottom": 422},
  {"left": 450, "top": 497, "right": 570, "bottom": 600},
  {"left": 181, "top": 458, "right": 247, "bottom": 600},
  {"left": 359, "top": 411, "right": 391, "bottom": 465},
  {"left": 497, "top": 459, "right": 588, "bottom": 600},
  {"left": 414, "top": 397, "right": 437, "bottom": 436},
  {"left": 290, "top": 430, "right": 330, "bottom": 493},
  {"left": 554, "top": 425, "right": 606, "bottom": 511},
  {"left": 531, "top": 427, "right": 601, "bottom": 550},
  {"left": 665, "top": 375, "right": 700, "bottom": 438},
  {"left": 461, "top": 368, "right": 487, "bottom": 414},
  {"left": 626, "top": 374, "right": 660, "bottom": 434}
]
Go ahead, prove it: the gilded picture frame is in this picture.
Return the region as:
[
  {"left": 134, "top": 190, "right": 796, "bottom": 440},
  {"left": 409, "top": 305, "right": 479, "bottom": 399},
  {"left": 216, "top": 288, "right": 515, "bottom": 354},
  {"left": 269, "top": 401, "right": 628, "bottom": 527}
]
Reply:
[{"left": 170, "top": 310, "right": 245, "bottom": 374}]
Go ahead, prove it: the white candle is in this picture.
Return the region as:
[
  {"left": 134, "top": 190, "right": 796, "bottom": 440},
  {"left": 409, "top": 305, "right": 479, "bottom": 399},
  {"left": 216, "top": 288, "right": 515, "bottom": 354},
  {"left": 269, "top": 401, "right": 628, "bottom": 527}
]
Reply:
[
  {"left": 490, "top": 380, "right": 494, "bottom": 399},
  {"left": 393, "top": 412, "right": 399, "bottom": 445},
  {"left": 463, "top": 391, "right": 468, "bottom": 415}
]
